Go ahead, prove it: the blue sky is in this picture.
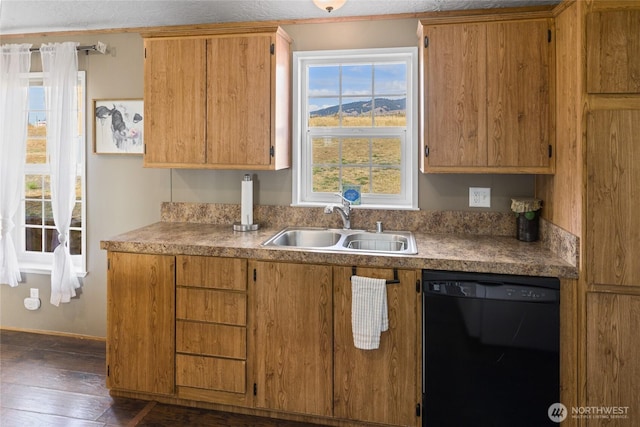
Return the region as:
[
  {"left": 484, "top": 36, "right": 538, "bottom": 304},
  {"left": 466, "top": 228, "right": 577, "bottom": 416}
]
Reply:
[
  {"left": 28, "top": 86, "right": 46, "bottom": 124},
  {"left": 308, "top": 62, "right": 407, "bottom": 112}
]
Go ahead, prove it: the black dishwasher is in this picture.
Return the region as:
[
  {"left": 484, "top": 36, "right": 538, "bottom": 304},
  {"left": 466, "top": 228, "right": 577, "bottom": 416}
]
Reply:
[{"left": 422, "top": 270, "right": 560, "bottom": 427}]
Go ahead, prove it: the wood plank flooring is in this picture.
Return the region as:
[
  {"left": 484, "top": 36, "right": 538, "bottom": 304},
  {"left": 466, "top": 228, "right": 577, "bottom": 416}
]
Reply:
[{"left": 0, "top": 330, "right": 323, "bottom": 426}]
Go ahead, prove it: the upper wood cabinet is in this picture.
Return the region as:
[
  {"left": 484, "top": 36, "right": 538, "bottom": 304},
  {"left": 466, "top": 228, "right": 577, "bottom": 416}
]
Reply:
[
  {"left": 334, "top": 267, "right": 420, "bottom": 427},
  {"left": 143, "top": 26, "right": 291, "bottom": 170},
  {"left": 106, "top": 252, "right": 175, "bottom": 396},
  {"left": 418, "top": 17, "right": 554, "bottom": 173},
  {"left": 586, "top": 9, "right": 640, "bottom": 94}
]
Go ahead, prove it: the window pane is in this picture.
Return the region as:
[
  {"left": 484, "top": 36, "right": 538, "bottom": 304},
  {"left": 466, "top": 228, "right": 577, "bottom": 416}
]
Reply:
[
  {"left": 25, "top": 227, "right": 42, "bottom": 252},
  {"left": 342, "top": 138, "right": 370, "bottom": 165},
  {"left": 373, "top": 97, "right": 406, "bottom": 127},
  {"left": 372, "top": 137, "right": 401, "bottom": 165},
  {"left": 309, "top": 65, "right": 339, "bottom": 96},
  {"left": 44, "top": 201, "right": 54, "bottom": 226},
  {"left": 45, "top": 228, "right": 58, "bottom": 253},
  {"left": 312, "top": 166, "right": 340, "bottom": 193},
  {"left": 25, "top": 201, "right": 42, "bottom": 225},
  {"left": 72, "top": 202, "right": 82, "bottom": 227},
  {"left": 342, "top": 65, "right": 372, "bottom": 96},
  {"left": 309, "top": 97, "right": 339, "bottom": 127},
  {"left": 372, "top": 168, "right": 401, "bottom": 194},
  {"left": 25, "top": 174, "right": 43, "bottom": 199},
  {"left": 374, "top": 63, "right": 406, "bottom": 95},
  {"left": 312, "top": 137, "right": 340, "bottom": 164},
  {"left": 70, "top": 230, "right": 82, "bottom": 255},
  {"left": 27, "top": 85, "right": 47, "bottom": 164},
  {"left": 341, "top": 97, "right": 372, "bottom": 127},
  {"left": 342, "top": 167, "right": 370, "bottom": 191}
]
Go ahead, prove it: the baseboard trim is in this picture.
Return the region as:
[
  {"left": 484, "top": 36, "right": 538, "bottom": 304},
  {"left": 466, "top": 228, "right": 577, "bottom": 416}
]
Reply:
[{"left": 0, "top": 326, "right": 105, "bottom": 342}]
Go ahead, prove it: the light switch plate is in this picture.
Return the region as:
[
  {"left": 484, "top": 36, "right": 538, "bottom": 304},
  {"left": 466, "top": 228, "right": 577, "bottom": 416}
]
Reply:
[{"left": 469, "top": 187, "right": 491, "bottom": 207}]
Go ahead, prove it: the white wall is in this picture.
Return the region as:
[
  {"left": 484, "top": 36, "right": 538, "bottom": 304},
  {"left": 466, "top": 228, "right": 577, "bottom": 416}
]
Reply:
[{"left": 0, "top": 18, "right": 533, "bottom": 338}]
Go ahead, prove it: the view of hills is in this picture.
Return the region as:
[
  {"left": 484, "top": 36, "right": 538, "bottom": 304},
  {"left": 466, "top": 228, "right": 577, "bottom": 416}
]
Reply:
[{"left": 311, "top": 97, "right": 406, "bottom": 116}]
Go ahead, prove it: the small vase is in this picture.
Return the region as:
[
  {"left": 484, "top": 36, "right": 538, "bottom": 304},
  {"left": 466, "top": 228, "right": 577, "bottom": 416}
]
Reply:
[{"left": 516, "top": 212, "right": 539, "bottom": 242}]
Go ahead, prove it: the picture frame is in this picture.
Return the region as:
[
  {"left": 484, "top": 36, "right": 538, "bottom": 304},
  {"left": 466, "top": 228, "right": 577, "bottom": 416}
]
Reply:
[{"left": 93, "top": 98, "right": 144, "bottom": 154}]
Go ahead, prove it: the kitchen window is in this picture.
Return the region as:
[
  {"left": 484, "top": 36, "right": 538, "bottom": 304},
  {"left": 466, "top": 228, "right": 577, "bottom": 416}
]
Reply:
[
  {"left": 292, "top": 48, "right": 418, "bottom": 209},
  {"left": 15, "top": 71, "right": 86, "bottom": 275}
]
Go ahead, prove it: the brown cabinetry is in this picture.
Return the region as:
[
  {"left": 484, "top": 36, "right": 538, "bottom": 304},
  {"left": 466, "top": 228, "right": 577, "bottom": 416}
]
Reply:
[
  {"left": 586, "top": 292, "right": 640, "bottom": 424},
  {"left": 586, "top": 110, "right": 640, "bottom": 287},
  {"left": 106, "top": 252, "right": 175, "bottom": 395},
  {"left": 175, "top": 255, "right": 250, "bottom": 406},
  {"left": 586, "top": 9, "right": 640, "bottom": 94},
  {"left": 334, "top": 267, "right": 420, "bottom": 427},
  {"left": 143, "top": 26, "right": 291, "bottom": 170},
  {"left": 251, "top": 261, "right": 333, "bottom": 417},
  {"left": 419, "top": 16, "right": 554, "bottom": 173}
]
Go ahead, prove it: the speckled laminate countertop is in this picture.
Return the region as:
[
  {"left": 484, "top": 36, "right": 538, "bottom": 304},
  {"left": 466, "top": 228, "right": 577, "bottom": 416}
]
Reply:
[{"left": 100, "top": 221, "right": 578, "bottom": 279}]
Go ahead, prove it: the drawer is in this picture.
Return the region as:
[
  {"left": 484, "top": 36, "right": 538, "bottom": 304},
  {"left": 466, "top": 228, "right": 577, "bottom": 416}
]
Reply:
[
  {"left": 177, "top": 256, "right": 247, "bottom": 290},
  {"left": 176, "top": 354, "right": 246, "bottom": 394},
  {"left": 177, "top": 288, "right": 246, "bottom": 325},
  {"left": 177, "top": 320, "right": 246, "bottom": 359}
]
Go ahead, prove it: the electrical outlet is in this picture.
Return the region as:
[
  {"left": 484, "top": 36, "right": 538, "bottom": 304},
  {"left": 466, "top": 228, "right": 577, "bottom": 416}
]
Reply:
[
  {"left": 469, "top": 187, "right": 491, "bottom": 208},
  {"left": 30, "top": 288, "right": 39, "bottom": 299}
]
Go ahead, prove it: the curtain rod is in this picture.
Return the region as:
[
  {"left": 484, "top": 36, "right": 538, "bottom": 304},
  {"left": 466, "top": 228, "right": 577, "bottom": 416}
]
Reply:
[{"left": 29, "top": 42, "right": 107, "bottom": 55}]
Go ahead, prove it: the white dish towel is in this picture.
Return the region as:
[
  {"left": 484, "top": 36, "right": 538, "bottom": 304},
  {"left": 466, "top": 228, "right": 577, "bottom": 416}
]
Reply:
[{"left": 351, "top": 275, "right": 388, "bottom": 350}]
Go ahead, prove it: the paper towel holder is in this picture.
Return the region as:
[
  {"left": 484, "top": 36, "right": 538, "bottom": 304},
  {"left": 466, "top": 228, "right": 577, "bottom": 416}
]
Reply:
[
  {"left": 233, "top": 222, "right": 259, "bottom": 231},
  {"left": 234, "top": 174, "right": 259, "bottom": 232}
]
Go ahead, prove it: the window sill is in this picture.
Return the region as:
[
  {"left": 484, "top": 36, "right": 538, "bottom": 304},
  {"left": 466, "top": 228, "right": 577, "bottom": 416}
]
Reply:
[
  {"left": 19, "top": 262, "right": 88, "bottom": 278},
  {"left": 291, "top": 202, "right": 419, "bottom": 211}
]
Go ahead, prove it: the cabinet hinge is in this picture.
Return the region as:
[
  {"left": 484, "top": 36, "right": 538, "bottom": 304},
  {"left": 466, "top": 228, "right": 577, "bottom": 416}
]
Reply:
[
  {"left": 548, "top": 29, "right": 552, "bottom": 43},
  {"left": 107, "top": 365, "right": 110, "bottom": 377},
  {"left": 144, "top": 48, "right": 146, "bottom": 59},
  {"left": 253, "top": 268, "right": 257, "bottom": 282},
  {"left": 107, "top": 259, "right": 110, "bottom": 270},
  {"left": 253, "top": 383, "right": 257, "bottom": 395},
  {"left": 416, "top": 279, "right": 421, "bottom": 293},
  {"left": 549, "top": 144, "right": 553, "bottom": 158},
  {"left": 424, "top": 145, "right": 430, "bottom": 157},
  {"left": 143, "top": 143, "right": 146, "bottom": 155},
  {"left": 416, "top": 403, "right": 422, "bottom": 417},
  {"left": 270, "top": 43, "right": 275, "bottom": 55},
  {"left": 269, "top": 146, "right": 274, "bottom": 157},
  {"left": 424, "top": 36, "right": 429, "bottom": 48}
]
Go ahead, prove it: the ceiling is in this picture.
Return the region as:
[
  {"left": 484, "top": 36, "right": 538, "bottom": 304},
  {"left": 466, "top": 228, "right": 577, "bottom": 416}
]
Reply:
[{"left": 0, "top": 0, "right": 559, "bottom": 36}]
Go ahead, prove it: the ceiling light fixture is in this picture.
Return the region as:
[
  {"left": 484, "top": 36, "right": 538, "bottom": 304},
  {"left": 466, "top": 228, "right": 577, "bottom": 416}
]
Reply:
[{"left": 313, "top": 0, "right": 347, "bottom": 13}]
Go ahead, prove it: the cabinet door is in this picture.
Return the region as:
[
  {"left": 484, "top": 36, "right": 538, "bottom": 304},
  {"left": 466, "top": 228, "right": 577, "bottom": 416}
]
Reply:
[
  {"left": 587, "top": 10, "right": 640, "bottom": 94},
  {"left": 422, "top": 23, "right": 487, "bottom": 169},
  {"left": 106, "top": 252, "right": 175, "bottom": 395},
  {"left": 334, "top": 267, "right": 419, "bottom": 426},
  {"left": 586, "top": 110, "right": 640, "bottom": 287},
  {"left": 251, "top": 261, "right": 333, "bottom": 417},
  {"left": 207, "top": 35, "right": 272, "bottom": 167},
  {"left": 586, "top": 292, "right": 640, "bottom": 425},
  {"left": 143, "top": 38, "right": 207, "bottom": 165},
  {"left": 486, "top": 19, "right": 551, "bottom": 168}
]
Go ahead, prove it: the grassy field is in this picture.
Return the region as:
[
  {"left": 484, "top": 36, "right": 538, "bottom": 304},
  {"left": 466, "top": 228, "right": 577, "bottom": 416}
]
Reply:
[{"left": 309, "top": 114, "right": 404, "bottom": 194}]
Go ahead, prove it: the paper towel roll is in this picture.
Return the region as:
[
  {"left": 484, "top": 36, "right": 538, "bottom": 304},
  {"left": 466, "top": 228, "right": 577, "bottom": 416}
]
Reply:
[{"left": 241, "top": 174, "right": 253, "bottom": 225}]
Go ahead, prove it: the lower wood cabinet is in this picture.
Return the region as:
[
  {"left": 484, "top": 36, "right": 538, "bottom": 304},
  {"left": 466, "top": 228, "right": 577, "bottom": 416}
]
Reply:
[
  {"left": 175, "top": 255, "right": 250, "bottom": 406},
  {"left": 106, "top": 252, "right": 175, "bottom": 395},
  {"left": 106, "top": 254, "right": 421, "bottom": 426},
  {"left": 334, "top": 266, "right": 420, "bottom": 427},
  {"left": 251, "top": 260, "right": 334, "bottom": 417},
  {"left": 586, "top": 292, "right": 640, "bottom": 425}
]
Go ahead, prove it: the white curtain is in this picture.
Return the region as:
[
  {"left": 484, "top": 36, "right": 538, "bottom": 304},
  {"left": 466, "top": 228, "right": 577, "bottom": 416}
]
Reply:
[
  {"left": 0, "top": 44, "right": 32, "bottom": 287},
  {"left": 40, "top": 42, "right": 81, "bottom": 306}
]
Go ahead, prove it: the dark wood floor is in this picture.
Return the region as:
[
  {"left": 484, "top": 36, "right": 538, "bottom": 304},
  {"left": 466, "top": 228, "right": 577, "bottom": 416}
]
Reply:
[{"left": 0, "top": 329, "right": 324, "bottom": 426}]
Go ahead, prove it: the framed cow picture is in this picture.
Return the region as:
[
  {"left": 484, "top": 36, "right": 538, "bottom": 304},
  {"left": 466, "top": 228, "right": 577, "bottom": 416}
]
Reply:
[{"left": 93, "top": 99, "right": 144, "bottom": 154}]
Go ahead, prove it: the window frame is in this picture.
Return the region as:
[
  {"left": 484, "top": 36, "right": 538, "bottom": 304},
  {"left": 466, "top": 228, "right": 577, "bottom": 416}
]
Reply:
[
  {"left": 14, "top": 71, "right": 87, "bottom": 276},
  {"left": 292, "top": 47, "right": 418, "bottom": 210}
]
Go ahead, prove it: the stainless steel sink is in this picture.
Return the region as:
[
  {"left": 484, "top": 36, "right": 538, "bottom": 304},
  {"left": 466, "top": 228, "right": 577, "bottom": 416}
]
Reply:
[
  {"left": 267, "top": 228, "right": 341, "bottom": 248},
  {"left": 262, "top": 227, "right": 417, "bottom": 255}
]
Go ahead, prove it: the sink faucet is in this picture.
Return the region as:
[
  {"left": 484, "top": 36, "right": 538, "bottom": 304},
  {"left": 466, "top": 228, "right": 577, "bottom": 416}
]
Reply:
[{"left": 324, "top": 192, "right": 351, "bottom": 229}]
